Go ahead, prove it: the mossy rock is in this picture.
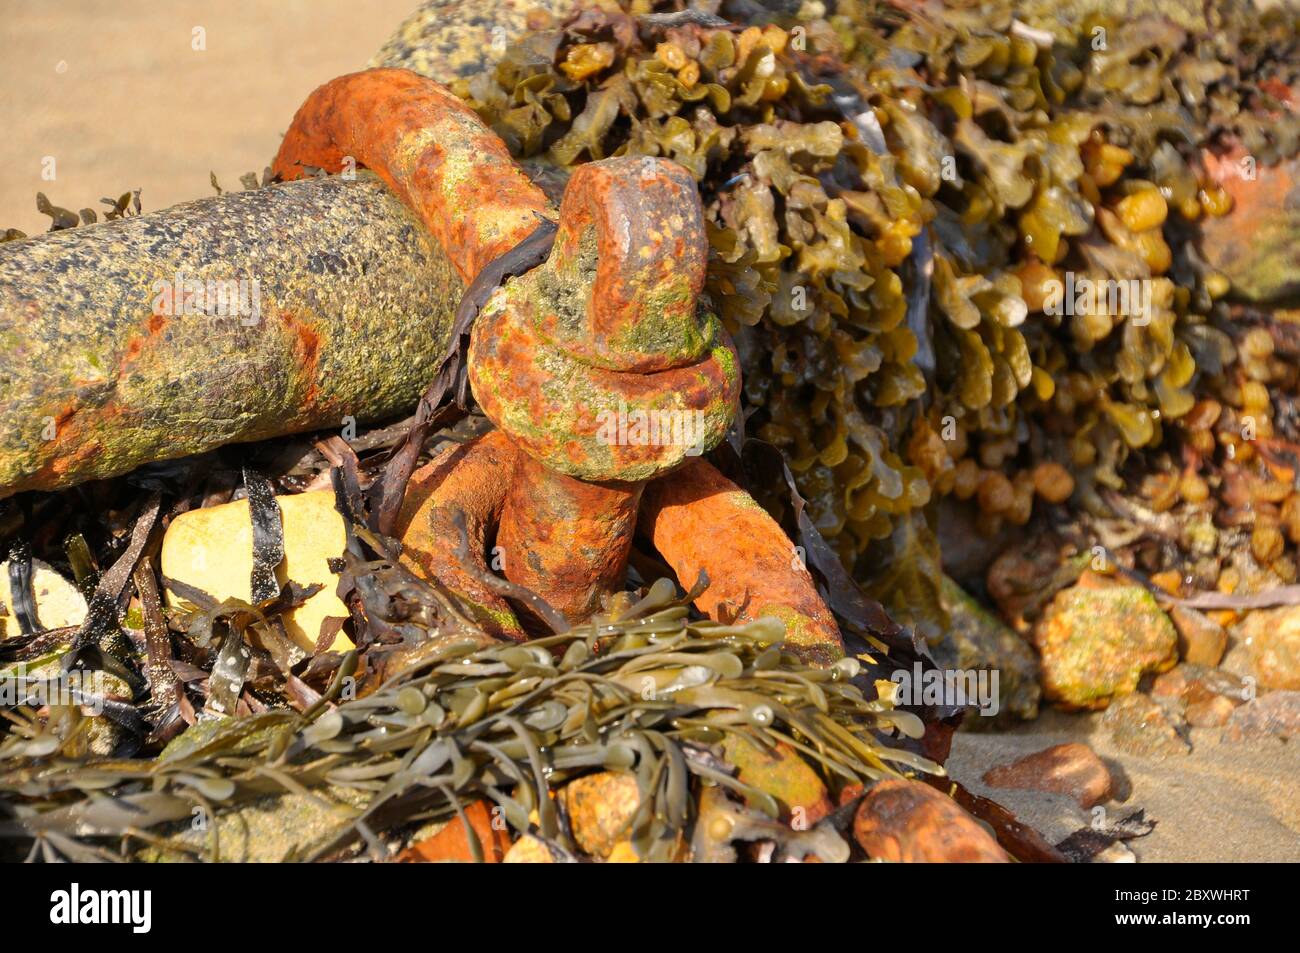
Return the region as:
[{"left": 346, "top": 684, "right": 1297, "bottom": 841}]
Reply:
[{"left": 1033, "top": 573, "right": 1178, "bottom": 709}]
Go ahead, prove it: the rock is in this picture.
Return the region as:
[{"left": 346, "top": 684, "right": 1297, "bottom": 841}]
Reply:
[
  {"left": 985, "top": 537, "right": 1076, "bottom": 634},
  {"left": 0, "top": 558, "right": 87, "bottom": 638},
  {"left": 558, "top": 771, "right": 641, "bottom": 859},
  {"left": 1033, "top": 572, "right": 1179, "bottom": 709},
  {"left": 1103, "top": 693, "right": 1191, "bottom": 759},
  {"left": 1228, "top": 607, "right": 1300, "bottom": 692},
  {"left": 605, "top": 841, "right": 641, "bottom": 863},
  {"left": 1150, "top": 663, "right": 1246, "bottom": 706},
  {"left": 399, "top": 801, "right": 512, "bottom": 863},
  {"left": 1199, "top": 147, "right": 1300, "bottom": 303},
  {"left": 1223, "top": 691, "right": 1300, "bottom": 742},
  {"left": 980, "top": 742, "right": 1113, "bottom": 808},
  {"left": 138, "top": 788, "right": 366, "bottom": 862},
  {"left": 1093, "top": 842, "right": 1137, "bottom": 863},
  {"left": 502, "top": 835, "right": 556, "bottom": 863},
  {"left": 935, "top": 575, "right": 1041, "bottom": 724},
  {"left": 1169, "top": 606, "right": 1227, "bottom": 667},
  {"left": 1186, "top": 694, "right": 1239, "bottom": 728},
  {"left": 852, "top": 779, "right": 1010, "bottom": 863},
  {"left": 160, "top": 489, "right": 353, "bottom": 654},
  {"left": 722, "top": 735, "right": 833, "bottom": 826},
  {"left": 936, "top": 497, "right": 1012, "bottom": 588}
]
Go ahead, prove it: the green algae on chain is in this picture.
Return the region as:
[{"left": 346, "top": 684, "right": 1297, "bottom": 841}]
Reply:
[{"left": 0, "top": 174, "right": 465, "bottom": 499}]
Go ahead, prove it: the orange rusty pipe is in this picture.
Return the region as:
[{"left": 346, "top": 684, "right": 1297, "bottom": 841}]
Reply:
[
  {"left": 273, "top": 68, "right": 554, "bottom": 283},
  {"left": 640, "top": 458, "right": 845, "bottom": 667},
  {"left": 396, "top": 431, "right": 526, "bottom": 641}
]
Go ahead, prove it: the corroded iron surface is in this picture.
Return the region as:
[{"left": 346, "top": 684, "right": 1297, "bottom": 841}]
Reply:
[
  {"left": 0, "top": 175, "right": 462, "bottom": 498},
  {"left": 397, "top": 430, "right": 526, "bottom": 641},
  {"left": 469, "top": 156, "right": 740, "bottom": 484},
  {"left": 641, "top": 458, "right": 845, "bottom": 666},
  {"left": 495, "top": 453, "right": 642, "bottom": 621},
  {"left": 273, "top": 68, "right": 554, "bottom": 284}
]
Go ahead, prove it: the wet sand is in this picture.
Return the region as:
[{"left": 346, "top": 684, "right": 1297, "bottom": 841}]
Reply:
[
  {"left": 948, "top": 709, "right": 1300, "bottom": 862},
  {"left": 0, "top": 0, "right": 415, "bottom": 236}
]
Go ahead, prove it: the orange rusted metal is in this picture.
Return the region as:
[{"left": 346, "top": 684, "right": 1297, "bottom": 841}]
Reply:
[
  {"left": 276, "top": 70, "right": 840, "bottom": 661},
  {"left": 463, "top": 156, "right": 740, "bottom": 625},
  {"left": 531, "top": 158, "right": 710, "bottom": 373},
  {"left": 397, "top": 431, "right": 525, "bottom": 641},
  {"left": 468, "top": 156, "right": 739, "bottom": 484},
  {"left": 273, "top": 68, "right": 554, "bottom": 283},
  {"left": 640, "top": 458, "right": 844, "bottom": 666},
  {"left": 494, "top": 454, "right": 642, "bottom": 621}
]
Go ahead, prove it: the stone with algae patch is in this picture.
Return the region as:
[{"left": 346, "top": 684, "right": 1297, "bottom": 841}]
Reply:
[{"left": 1033, "top": 572, "right": 1178, "bottom": 709}]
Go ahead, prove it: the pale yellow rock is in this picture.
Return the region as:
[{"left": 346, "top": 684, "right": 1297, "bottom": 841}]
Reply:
[
  {"left": 161, "top": 489, "right": 353, "bottom": 652},
  {"left": 502, "top": 835, "right": 556, "bottom": 863},
  {"left": 0, "top": 558, "right": 87, "bottom": 638},
  {"left": 606, "top": 841, "right": 641, "bottom": 863}
]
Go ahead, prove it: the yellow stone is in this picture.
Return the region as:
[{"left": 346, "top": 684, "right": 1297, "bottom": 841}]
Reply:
[
  {"left": 606, "top": 841, "right": 640, "bottom": 863},
  {"left": 502, "top": 835, "right": 556, "bottom": 863},
  {"left": 0, "top": 558, "right": 87, "bottom": 638},
  {"left": 559, "top": 771, "right": 641, "bottom": 858},
  {"left": 160, "top": 489, "right": 353, "bottom": 653}
]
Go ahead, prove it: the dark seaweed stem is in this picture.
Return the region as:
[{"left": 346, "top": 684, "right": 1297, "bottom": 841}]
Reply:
[
  {"left": 244, "top": 468, "right": 285, "bottom": 604},
  {"left": 366, "top": 216, "right": 558, "bottom": 538},
  {"left": 63, "top": 492, "right": 161, "bottom": 669},
  {"left": 449, "top": 508, "right": 571, "bottom": 635},
  {"left": 6, "top": 540, "right": 40, "bottom": 636},
  {"left": 130, "top": 560, "right": 181, "bottom": 727}
]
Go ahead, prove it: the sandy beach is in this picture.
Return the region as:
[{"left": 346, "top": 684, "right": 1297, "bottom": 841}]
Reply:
[
  {"left": 0, "top": 0, "right": 414, "bottom": 236},
  {"left": 948, "top": 710, "right": 1300, "bottom": 862}
]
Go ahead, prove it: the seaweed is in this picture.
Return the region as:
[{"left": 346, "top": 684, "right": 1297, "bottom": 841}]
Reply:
[
  {"left": 0, "top": 499, "right": 937, "bottom": 862},
  {"left": 451, "top": 0, "right": 1300, "bottom": 620}
]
